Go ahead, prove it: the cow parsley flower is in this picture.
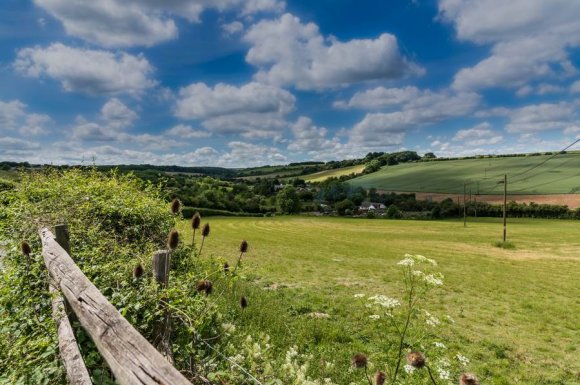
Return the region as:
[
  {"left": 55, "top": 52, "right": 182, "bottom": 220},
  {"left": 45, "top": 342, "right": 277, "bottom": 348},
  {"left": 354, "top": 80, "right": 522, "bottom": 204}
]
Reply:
[
  {"left": 424, "top": 273, "right": 444, "bottom": 286},
  {"left": 397, "top": 257, "right": 415, "bottom": 266},
  {"left": 425, "top": 311, "right": 441, "bottom": 327},
  {"left": 354, "top": 293, "right": 365, "bottom": 298},
  {"left": 456, "top": 354, "right": 470, "bottom": 366},
  {"left": 369, "top": 314, "right": 380, "bottom": 320},
  {"left": 404, "top": 364, "right": 415, "bottom": 374},
  {"left": 369, "top": 295, "right": 401, "bottom": 309},
  {"left": 433, "top": 342, "right": 447, "bottom": 349}
]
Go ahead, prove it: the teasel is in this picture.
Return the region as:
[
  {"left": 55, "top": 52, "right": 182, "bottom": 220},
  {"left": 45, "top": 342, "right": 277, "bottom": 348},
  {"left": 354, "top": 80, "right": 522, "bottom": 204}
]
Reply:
[
  {"left": 170, "top": 198, "right": 181, "bottom": 215},
  {"left": 198, "top": 223, "right": 210, "bottom": 255},
  {"left": 374, "top": 371, "right": 386, "bottom": 385},
  {"left": 406, "top": 351, "right": 426, "bottom": 369},
  {"left": 196, "top": 279, "right": 213, "bottom": 295},
  {"left": 21, "top": 240, "right": 31, "bottom": 276},
  {"left": 234, "top": 240, "right": 248, "bottom": 273},
  {"left": 459, "top": 373, "right": 480, "bottom": 385},
  {"left": 133, "top": 263, "right": 144, "bottom": 279},
  {"left": 351, "top": 353, "right": 372, "bottom": 385},
  {"left": 223, "top": 261, "right": 230, "bottom": 274},
  {"left": 240, "top": 296, "right": 248, "bottom": 309},
  {"left": 167, "top": 230, "right": 179, "bottom": 250},
  {"left": 191, "top": 212, "right": 201, "bottom": 246}
]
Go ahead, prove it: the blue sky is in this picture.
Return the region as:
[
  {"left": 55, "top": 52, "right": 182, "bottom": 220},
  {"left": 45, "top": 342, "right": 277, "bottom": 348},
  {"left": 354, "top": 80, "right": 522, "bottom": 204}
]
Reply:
[{"left": 1, "top": 0, "right": 579, "bottom": 167}]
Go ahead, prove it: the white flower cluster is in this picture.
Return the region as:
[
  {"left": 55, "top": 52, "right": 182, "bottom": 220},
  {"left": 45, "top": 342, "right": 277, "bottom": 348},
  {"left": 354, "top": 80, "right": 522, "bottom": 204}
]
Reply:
[
  {"left": 353, "top": 293, "right": 365, "bottom": 298},
  {"left": 398, "top": 253, "right": 437, "bottom": 267},
  {"left": 433, "top": 341, "right": 447, "bottom": 349},
  {"left": 281, "top": 346, "right": 338, "bottom": 385},
  {"left": 404, "top": 364, "right": 415, "bottom": 374},
  {"left": 369, "top": 314, "right": 380, "bottom": 320},
  {"left": 411, "top": 269, "right": 444, "bottom": 286},
  {"left": 425, "top": 311, "right": 441, "bottom": 327},
  {"left": 456, "top": 354, "right": 470, "bottom": 366},
  {"left": 436, "top": 358, "right": 451, "bottom": 380},
  {"left": 368, "top": 295, "right": 401, "bottom": 309}
]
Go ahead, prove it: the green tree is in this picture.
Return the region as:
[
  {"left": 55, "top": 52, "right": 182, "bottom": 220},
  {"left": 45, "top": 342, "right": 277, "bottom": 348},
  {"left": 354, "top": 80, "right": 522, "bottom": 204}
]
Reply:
[
  {"left": 335, "top": 199, "right": 355, "bottom": 216},
  {"left": 276, "top": 185, "right": 301, "bottom": 213}
]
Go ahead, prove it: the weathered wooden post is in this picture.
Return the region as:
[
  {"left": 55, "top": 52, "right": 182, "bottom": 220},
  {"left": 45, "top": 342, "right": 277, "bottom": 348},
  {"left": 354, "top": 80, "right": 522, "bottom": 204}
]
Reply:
[
  {"left": 152, "top": 249, "right": 174, "bottom": 363},
  {"left": 152, "top": 250, "right": 170, "bottom": 287},
  {"left": 51, "top": 223, "right": 92, "bottom": 385}
]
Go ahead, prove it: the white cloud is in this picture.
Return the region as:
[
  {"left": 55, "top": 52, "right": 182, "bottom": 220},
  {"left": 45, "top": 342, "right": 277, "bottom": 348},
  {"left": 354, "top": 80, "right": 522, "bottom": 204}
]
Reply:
[
  {"left": 222, "top": 21, "right": 244, "bottom": 35},
  {"left": 34, "top": 0, "right": 285, "bottom": 48},
  {"left": 287, "top": 116, "right": 341, "bottom": 152},
  {"left": 174, "top": 81, "right": 295, "bottom": 138},
  {"left": 217, "top": 141, "right": 287, "bottom": 167},
  {"left": 165, "top": 124, "right": 211, "bottom": 138},
  {"left": 14, "top": 43, "right": 156, "bottom": 95},
  {"left": 334, "top": 86, "right": 421, "bottom": 109},
  {"left": 101, "top": 98, "right": 138, "bottom": 129},
  {"left": 0, "top": 99, "right": 52, "bottom": 136},
  {"left": 0, "top": 136, "right": 41, "bottom": 151},
  {"left": 244, "top": 13, "right": 422, "bottom": 90},
  {"left": 439, "top": 0, "right": 580, "bottom": 91},
  {"left": 505, "top": 102, "right": 577, "bottom": 133},
  {"left": 570, "top": 80, "right": 580, "bottom": 93},
  {"left": 452, "top": 122, "right": 503, "bottom": 146}
]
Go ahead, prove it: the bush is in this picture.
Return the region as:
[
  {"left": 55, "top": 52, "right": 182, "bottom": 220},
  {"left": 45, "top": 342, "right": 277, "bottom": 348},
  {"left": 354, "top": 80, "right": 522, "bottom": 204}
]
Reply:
[
  {"left": 386, "top": 204, "right": 403, "bottom": 219},
  {"left": 181, "top": 206, "right": 264, "bottom": 218}
]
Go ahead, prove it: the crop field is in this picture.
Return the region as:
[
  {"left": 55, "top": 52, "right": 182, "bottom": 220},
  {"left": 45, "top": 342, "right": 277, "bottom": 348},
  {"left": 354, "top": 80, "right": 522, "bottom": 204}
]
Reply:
[
  {"left": 179, "top": 216, "right": 580, "bottom": 384},
  {"left": 302, "top": 164, "right": 366, "bottom": 182},
  {"left": 348, "top": 153, "right": 580, "bottom": 195}
]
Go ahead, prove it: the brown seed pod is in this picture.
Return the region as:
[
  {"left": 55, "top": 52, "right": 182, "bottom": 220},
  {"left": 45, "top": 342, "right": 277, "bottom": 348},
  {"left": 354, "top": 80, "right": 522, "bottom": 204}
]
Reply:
[
  {"left": 351, "top": 353, "right": 368, "bottom": 369},
  {"left": 170, "top": 198, "right": 181, "bottom": 215},
  {"left": 133, "top": 263, "right": 144, "bottom": 279},
  {"left": 167, "top": 230, "right": 179, "bottom": 250},
  {"left": 406, "top": 351, "right": 426, "bottom": 369},
  {"left": 202, "top": 223, "right": 210, "bottom": 237},
  {"left": 223, "top": 262, "right": 230, "bottom": 273},
  {"left": 240, "top": 296, "right": 248, "bottom": 309},
  {"left": 374, "top": 371, "right": 386, "bottom": 385},
  {"left": 191, "top": 213, "right": 201, "bottom": 229},
  {"left": 196, "top": 279, "right": 213, "bottom": 295},
  {"left": 239, "top": 240, "right": 248, "bottom": 253},
  {"left": 20, "top": 241, "right": 31, "bottom": 256},
  {"left": 459, "top": 373, "right": 480, "bottom": 385}
]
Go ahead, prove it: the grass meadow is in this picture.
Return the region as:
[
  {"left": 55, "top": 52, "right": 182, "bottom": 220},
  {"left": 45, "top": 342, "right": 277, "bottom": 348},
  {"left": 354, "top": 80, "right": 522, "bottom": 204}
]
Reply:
[
  {"left": 348, "top": 153, "right": 580, "bottom": 194},
  {"left": 179, "top": 216, "right": 580, "bottom": 384}
]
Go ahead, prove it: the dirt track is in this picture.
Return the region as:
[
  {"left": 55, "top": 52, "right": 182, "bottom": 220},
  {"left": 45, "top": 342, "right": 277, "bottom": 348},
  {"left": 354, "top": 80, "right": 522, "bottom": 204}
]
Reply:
[{"left": 381, "top": 191, "right": 580, "bottom": 209}]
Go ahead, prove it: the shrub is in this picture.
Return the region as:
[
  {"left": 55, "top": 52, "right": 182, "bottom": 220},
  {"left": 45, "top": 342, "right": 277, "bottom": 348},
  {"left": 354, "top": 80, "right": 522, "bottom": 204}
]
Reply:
[{"left": 386, "top": 204, "right": 403, "bottom": 219}]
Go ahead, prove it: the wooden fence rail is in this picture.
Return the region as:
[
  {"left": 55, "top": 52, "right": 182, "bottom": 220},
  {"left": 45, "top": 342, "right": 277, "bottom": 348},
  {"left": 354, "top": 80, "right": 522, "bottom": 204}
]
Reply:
[{"left": 40, "top": 227, "right": 192, "bottom": 385}]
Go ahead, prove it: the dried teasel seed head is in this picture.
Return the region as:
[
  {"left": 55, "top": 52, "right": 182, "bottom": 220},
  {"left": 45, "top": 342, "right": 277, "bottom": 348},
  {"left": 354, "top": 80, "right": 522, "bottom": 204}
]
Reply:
[
  {"left": 223, "top": 262, "right": 230, "bottom": 273},
  {"left": 351, "top": 353, "right": 368, "bottom": 369},
  {"left": 240, "top": 296, "right": 248, "bottom": 309},
  {"left": 202, "top": 223, "right": 210, "bottom": 237},
  {"left": 21, "top": 241, "right": 31, "bottom": 256},
  {"left": 170, "top": 198, "right": 181, "bottom": 215},
  {"left": 239, "top": 240, "right": 248, "bottom": 253},
  {"left": 374, "top": 371, "right": 386, "bottom": 385},
  {"left": 459, "top": 373, "right": 480, "bottom": 385},
  {"left": 406, "top": 351, "right": 426, "bottom": 369},
  {"left": 133, "top": 263, "right": 144, "bottom": 279},
  {"left": 196, "top": 280, "right": 213, "bottom": 295},
  {"left": 191, "top": 213, "right": 201, "bottom": 229},
  {"left": 167, "top": 230, "right": 179, "bottom": 250}
]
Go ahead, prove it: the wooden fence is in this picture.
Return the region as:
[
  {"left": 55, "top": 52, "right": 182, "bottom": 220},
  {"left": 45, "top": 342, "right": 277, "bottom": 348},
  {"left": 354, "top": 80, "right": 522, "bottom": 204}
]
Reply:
[{"left": 40, "top": 225, "right": 192, "bottom": 385}]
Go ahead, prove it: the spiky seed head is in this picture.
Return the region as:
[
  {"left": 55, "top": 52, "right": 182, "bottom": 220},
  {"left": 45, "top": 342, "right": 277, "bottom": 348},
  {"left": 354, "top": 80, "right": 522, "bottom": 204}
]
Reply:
[
  {"left": 196, "top": 279, "right": 213, "bottom": 295},
  {"left": 20, "top": 241, "right": 31, "bottom": 256},
  {"left": 202, "top": 223, "right": 210, "bottom": 237},
  {"left": 168, "top": 230, "right": 179, "bottom": 250},
  {"left": 133, "top": 263, "right": 144, "bottom": 279},
  {"left": 374, "top": 371, "right": 386, "bottom": 385},
  {"left": 170, "top": 198, "right": 181, "bottom": 215},
  {"left": 240, "top": 296, "right": 248, "bottom": 309},
  {"left": 192, "top": 213, "right": 201, "bottom": 229},
  {"left": 406, "top": 351, "right": 426, "bottom": 369},
  {"left": 351, "top": 353, "right": 368, "bottom": 369},
  {"left": 223, "top": 262, "right": 230, "bottom": 273},
  {"left": 459, "top": 373, "right": 480, "bottom": 385},
  {"left": 240, "top": 240, "right": 248, "bottom": 253}
]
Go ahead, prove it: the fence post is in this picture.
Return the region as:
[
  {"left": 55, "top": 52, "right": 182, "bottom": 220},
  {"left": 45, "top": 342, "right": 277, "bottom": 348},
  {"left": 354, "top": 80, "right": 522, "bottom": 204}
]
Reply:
[
  {"left": 51, "top": 223, "right": 92, "bottom": 385},
  {"left": 152, "top": 250, "right": 174, "bottom": 363}
]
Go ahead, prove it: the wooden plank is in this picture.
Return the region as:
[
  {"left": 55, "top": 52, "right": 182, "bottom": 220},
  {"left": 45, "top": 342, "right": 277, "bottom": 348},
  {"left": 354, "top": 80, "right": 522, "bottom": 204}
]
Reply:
[
  {"left": 49, "top": 282, "right": 93, "bottom": 385},
  {"left": 40, "top": 228, "right": 192, "bottom": 385}
]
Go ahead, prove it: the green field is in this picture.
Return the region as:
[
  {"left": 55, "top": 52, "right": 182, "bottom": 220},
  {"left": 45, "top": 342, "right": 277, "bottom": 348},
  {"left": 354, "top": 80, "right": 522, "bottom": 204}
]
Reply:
[
  {"left": 348, "top": 153, "right": 580, "bottom": 194},
  {"left": 179, "top": 216, "right": 580, "bottom": 384},
  {"left": 302, "top": 164, "right": 366, "bottom": 182}
]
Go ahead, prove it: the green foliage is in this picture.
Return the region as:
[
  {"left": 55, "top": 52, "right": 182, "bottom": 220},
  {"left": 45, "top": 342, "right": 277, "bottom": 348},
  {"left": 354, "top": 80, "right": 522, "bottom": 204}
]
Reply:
[
  {"left": 276, "top": 185, "right": 302, "bottom": 214},
  {"left": 386, "top": 204, "right": 403, "bottom": 219},
  {"left": 335, "top": 199, "right": 355, "bottom": 216},
  {"left": 493, "top": 240, "right": 516, "bottom": 249}
]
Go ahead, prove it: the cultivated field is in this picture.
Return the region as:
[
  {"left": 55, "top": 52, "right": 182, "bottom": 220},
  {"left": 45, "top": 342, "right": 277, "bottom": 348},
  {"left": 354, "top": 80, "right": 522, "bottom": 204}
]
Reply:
[
  {"left": 349, "top": 153, "right": 580, "bottom": 195},
  {"left": 302, "top": 164, "right": 366, "bottom": 182},
  {"left": 180, "top": 216, "right": 580, "bottom": 384}
]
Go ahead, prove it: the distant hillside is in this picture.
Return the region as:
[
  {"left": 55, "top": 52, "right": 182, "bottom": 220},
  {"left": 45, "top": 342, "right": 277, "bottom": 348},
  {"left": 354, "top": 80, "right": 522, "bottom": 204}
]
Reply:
[{"left": 348, "top": 152, "right": 580, "bottom": 195}]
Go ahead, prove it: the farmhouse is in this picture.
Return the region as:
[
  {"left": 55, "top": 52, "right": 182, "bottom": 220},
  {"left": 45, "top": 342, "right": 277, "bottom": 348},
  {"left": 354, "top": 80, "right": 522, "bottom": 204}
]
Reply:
[{"left": 358, "top": 201, "right": 386, "bottom": 211}]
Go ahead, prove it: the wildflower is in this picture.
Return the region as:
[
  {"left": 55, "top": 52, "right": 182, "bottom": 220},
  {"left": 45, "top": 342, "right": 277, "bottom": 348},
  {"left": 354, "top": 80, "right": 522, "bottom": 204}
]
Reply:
[
  {"left": 354, "top": 293, "right": 365, "bottom": 298},
  {"left": 433, "top": 342, "right": 447, "bottom": 349},
  {"left": 459, "top": 373, "right": 480, "bottom": 385},
  {"left": 133, "top": 263, "right": 144, "bottom": 279},
  {"left": 224, "top": 261, "right": 230, "bottom": 273},
  {"left": 351, "top": 353, "right": 368, "bottom": 368},
  {"left": 170, "top": 198, "right": 181, "bottom": 215},
  {"left": 167, "top": 230, "right": 179, "bottom": 250},
  {"left": 196, "top": 279, "right": 213, "bottom": 295},
  {"left": 374, "top": 371, "right": 386, "bottom": 385},
  {"left": 369, "top": 314, "right": 380, "bottom": 320},
  {"left": 437, "top": 368, "right": 450, "bottom": 380},
  {"left": 446, "top": 315, "right": 456, "bottom": 323},
  {"left": 221, "top": 322, "right": 236, "bottom": 335},
  {"left": 240, "top": 296, "right": 248, "bottom": 309},
  {"left": 369, "top": 295, "right": 400, "bottom": 309},
  {"left": 404, "top": 364, "right": 415, "bottom": 374},
  {"left": 240, "top": 240, "right": 248, "bottom": 253},
  {"left": 20, "top": 241, "right": 31, "bottom": 256},
  {"left": 191, "top": 212, "right": 201, "bottom": 229},
  {"left": 456, "top": 354, "right": 470, "bottom": 366},
  {"left": 202, "top": 223, "right": 210, "bottom": 237},
  {"left": 406, "top": 351, "right": 426, "bottom": 369},
  {"left": 397, "top": 257, "right": 415, "bottom": 266},
  {"left": 425, "top": 311, "right": 441, "bottom": 327}
]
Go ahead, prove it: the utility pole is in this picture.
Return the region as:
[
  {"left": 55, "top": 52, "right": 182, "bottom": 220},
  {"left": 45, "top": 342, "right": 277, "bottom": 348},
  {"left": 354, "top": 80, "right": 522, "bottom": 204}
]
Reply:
[
  {"left": 463, "top": 182, "right": 467, "bottom": 228},
  {"left": 503, "top": 174, "right": 507, "bottom": 242}
]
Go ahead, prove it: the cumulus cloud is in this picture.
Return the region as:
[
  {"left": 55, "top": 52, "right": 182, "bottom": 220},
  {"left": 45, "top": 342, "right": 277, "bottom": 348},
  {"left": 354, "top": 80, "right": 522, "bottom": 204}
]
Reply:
[
  {"left": 244, "top": 13, "right": 422, "bottom": 90},
  {"left": 505, "top": 102, "right": 578, "bottom": 133},
  {"left": 334, "top": 86, "right": 421, "bottom": 109},
  {"left": 34, "top": 0, "right": 285, "bottom": 48},
  {"left": 165, "top": 124, "right": 211, "bottom": 138},
  {"left": 438, "top": 0, "right": 580, "bottom": 91},
  {"left": 101, "top": 98, "right": 138, "bottom": 129},
  {"left": 452, "top": 122, "right": 503, "bottom": 146},
  {"left": 0, "top": 99, "right": 52, "bottom": 136},
  {"left": 287, "top": 116, "right": 341, "bottom": 152},
  {"left": 222, "top": 21, "right": 244, "bottom": 35},
  {"left": 174, "top": 81, "right": 295, "bottom": 138},
  {"left": 217, "top": 141, "right": 287, "bottom": 167},
  {"left": 14, "top": 43, "right": 156, "bottom": 95}
]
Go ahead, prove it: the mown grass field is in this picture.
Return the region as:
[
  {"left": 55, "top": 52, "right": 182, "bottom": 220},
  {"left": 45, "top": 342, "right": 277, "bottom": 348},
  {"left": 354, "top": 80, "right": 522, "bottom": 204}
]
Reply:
[
  {"left": 179, "top": 216, "right": 580, "bottom": 384},
  {"left": 302, "top": 164, "right": 366, "bottom": 182},
  {"left": 348, "top": 153, "right": 580, "bottom": 195}
]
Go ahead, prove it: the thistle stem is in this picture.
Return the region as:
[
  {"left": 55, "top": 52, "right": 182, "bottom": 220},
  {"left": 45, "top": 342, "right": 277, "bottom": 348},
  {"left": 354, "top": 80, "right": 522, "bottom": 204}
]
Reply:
[
  {"left": 199, "top": 236, "right": 206, "bottom": 255},
  {"left": 426, "top": 365, "right": 438, "bottom": 385},
  {"left": 364, "top": 366, "right": 373, "bottom": 385},
  {"left": 234, "top": 251, "right": 244, "bottom": 273}
]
